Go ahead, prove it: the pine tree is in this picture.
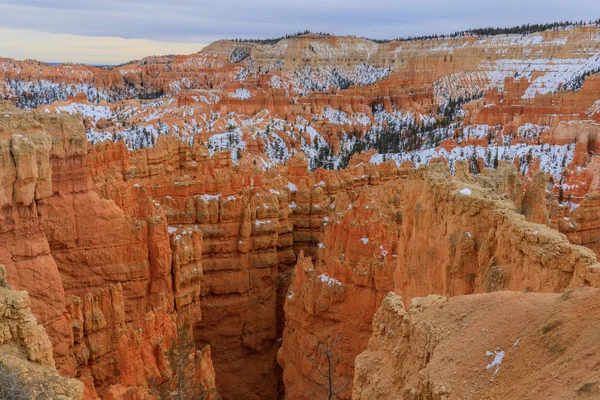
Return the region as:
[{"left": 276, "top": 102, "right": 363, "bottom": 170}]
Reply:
[
  {"left": 153, "top": 324, "right": 212, "bottom": 400},
  {"left": 558, "top": 186, "right": 564, "bottom": 204}
]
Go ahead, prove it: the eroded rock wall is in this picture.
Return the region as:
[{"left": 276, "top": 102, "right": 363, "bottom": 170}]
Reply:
[
  {"left": 278, "top": 163, "right": 600, "bottom": 399},
  {"left": 0, "top": 110, "right": 218, "bottom": 399},
  {"left": 0, "top": 264, "right": 84, "bottom": 399}
]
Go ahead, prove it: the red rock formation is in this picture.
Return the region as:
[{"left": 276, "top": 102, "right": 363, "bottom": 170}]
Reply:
[
  {"left": 3, "top": 25, "right": 600, "bottom": 400},
  {"left": 0, "top": 111, "right": 76, "bottom": 374},
  {"left": 0, "top": 264, "right": 84, "bottom": 399},
  {"left": 279, "top": 164, "right": 600, "bottom": 399},
  {"left": 0, "top": 110, "right": 218, "bottom": 399}
]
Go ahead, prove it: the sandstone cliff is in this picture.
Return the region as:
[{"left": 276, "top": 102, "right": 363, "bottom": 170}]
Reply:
[
  {"left": 1, "top": 23, "right": 600, "bottom": 400},
  {"left": 0, "top": 110, "right": 219, "bottom": 399},
  {"left": 278, "top": 163, "right": 600, "bottom": 399},
  {"left": 0, "top": 264, "right": 84, "bottom": 399}
]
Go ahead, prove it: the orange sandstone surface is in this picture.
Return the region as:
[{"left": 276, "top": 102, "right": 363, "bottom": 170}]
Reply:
[
  {"left": 1, "top": 26, "right": 600, "bottom": 400},
  {"left": 354, "top": 288, "right": 600, "bottom": 399},
  {"left": 2, "top": 104, "right": 600, "bottom": 399}
]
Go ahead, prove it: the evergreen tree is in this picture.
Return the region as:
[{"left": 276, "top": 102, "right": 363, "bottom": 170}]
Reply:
[
  {"left": 558, "top": 186, "right": 564, "bottom": 203},
  {"left": 153, "top": 323, "right": 213, "bottom": 400}
]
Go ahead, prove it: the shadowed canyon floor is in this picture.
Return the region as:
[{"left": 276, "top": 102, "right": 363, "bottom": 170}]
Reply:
[{"left": 1, "top": 23, "right": 600, "bottom": 399}]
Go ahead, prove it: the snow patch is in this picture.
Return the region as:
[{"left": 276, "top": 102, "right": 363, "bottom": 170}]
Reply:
[
  {"left": 485, "top": 349, "right": 505, "bottom": 375},
  {"left": 318, "top": 274, "right": 342, "bottom": 287},
  {"left": 230, "top": 88, "right": 251, "bottom": 100}
]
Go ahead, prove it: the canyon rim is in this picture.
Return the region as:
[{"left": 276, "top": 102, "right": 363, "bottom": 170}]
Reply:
[{"left": 1, "top": 6, "right": 600, "bottom": 399}]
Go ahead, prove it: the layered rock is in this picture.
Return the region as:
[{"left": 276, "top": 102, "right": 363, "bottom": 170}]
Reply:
[
  {"left": 0, "top": 265, "right": 84, "bottom": 399},
  {"left": 0, "top": 110, "right": 218, "bottom": 398},
  {"left": 0, "top": 111, "right": 76, "bottom": 374},
  {"left": 191, "top": 191, "right": 285, "bottom": 400},
  {"left": 2, "top": 24, "right": 600, "bottom": 399},
  {"left": 279, "top": 163, "right": 600, "bottom": 399},
  {"left": 394, "top": 165, "right": 600, "bottom": 298}
]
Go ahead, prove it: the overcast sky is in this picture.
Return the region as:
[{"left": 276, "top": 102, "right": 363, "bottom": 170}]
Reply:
[{"left": 0, "top": 0, "right": 598, "bottom": 64}]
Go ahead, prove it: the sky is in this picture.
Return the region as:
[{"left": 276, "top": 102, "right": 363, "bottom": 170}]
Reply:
[{"left": 0, "top": 0, "right": 598, "bottom": 64}]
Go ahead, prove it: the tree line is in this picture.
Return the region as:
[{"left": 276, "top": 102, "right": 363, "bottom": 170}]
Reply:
[
  {"left": 227, "top": 30, "right": 332, "bottom": 45},
  {"left": 368, "top": 19, "right": 600, "bottom": 43},
  {"left": 222, "top": 19, "right": 600, "bottom": 47}
]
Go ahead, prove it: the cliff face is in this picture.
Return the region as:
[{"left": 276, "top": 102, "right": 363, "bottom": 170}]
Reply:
[
  {"left": 278, "top": 163, "right": 600, "bottom": 399},
  {"left": 0, "top": 264, "right": 84, "bottom": 399},
  {"left": 6, "top": 26, "right": 599, "bottom": 235},
  {"left": 0, "top": 109, "right": 219, "bottom": 399},
  {"left": 2, "top": 104, "right": 600, "bottom": 399},
  {"left": 4, "top": 105, "right": 599, "bottom": 398},
  {"left": 2, "top": 24, "right": 600, "bottom": 400},
  {"left": 190, "top": 190, "right": 288, "bottom": 400},
  {"left": 354, "top": 289, "right": 600, "bottom": 399},
  {"left": 0, "top": 111, "right": 75, "bottom": 373},
  {"left": 394, "top": 165, "right": 599, "bottom": 297},
  {"left": 5, "top": 27, "right": 600, "bottom": 222}
]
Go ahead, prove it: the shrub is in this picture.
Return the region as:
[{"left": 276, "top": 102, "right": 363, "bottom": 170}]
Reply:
[{"left": 0, "top": 362, "right": 30, "bottom": 400}]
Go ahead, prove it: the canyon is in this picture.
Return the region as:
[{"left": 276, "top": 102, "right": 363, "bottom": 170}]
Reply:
[{"left": 1, "top": 22, "right": 600, "bottom": 399}]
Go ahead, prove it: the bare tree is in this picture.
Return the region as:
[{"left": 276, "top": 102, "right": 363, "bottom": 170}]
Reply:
[
  {"left": 315, "top": 335, "right": 350, "bottom": 400},
  {"left": 293, "top": 334, "right": 350, "bottom": 400}
]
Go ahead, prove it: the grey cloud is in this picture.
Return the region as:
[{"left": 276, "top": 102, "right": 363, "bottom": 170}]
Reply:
[{"left": 0, "top": 0, "right": 598, "bottom": 44}]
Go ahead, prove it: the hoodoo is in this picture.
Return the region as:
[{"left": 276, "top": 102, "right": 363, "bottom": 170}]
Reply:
[{"left": 1, "top": 13, "right": 600, "bottom": 400}]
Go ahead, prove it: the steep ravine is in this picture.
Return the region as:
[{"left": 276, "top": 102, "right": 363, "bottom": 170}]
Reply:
[
  {"left": 2, "top": 106, "right": 600, "bottom": 400},
  {"left": 278, "top": 163, "right": 600, "bottom": 399}
]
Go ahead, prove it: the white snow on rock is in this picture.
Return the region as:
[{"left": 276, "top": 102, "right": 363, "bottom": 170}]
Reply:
[
  {"left": 269, "top": 75, "right": 285, "bottom": 89},
  {"left": 478, "top": 54, "right": 600, "bottom": 98},
  {"left": 287, "top": 182, "right": 298, "bottom": 192},
  {"left": 230, "top": 88, "right": 251, "bottom": 99},
  {"left": 56, "top": 103, "right": 112, "bottom": 121},
  {"left": 196, "top": 194, "right": 222, "bottom": 201},
  {"left": 370, "top": 143, "right": 574, "bottom": 182},
  {"left": 5, "top": 79, "right": 112, "bottom": 109},
  {"left": 318, "top": 273, "right": 342, "bottom": 287},
  {"left": 207, "top": 128, "right": 246, "bottom": 162},
  {"left": 587, "top": 99, "right": 600, "bottom": 116},
  {"left": 485, "top": 349, "right": 505, "bottom": 376},
  {"left": 460, "top": 188, "right": 472, "bottom": 196},
  {"left": 517, "top": 123, "right": 550, "bottom": 141},
  {"left": 360, "top": 237, "right": 369, "bottom": 244},
  {"left": 289, "top": 62, "right": 389, "bottom": 95},
  {"left": 463, "top": 124, "right": 497, "bottom": 139},
  {"left": 351, "top": 64, "right": 391, "bottom": 85}
]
